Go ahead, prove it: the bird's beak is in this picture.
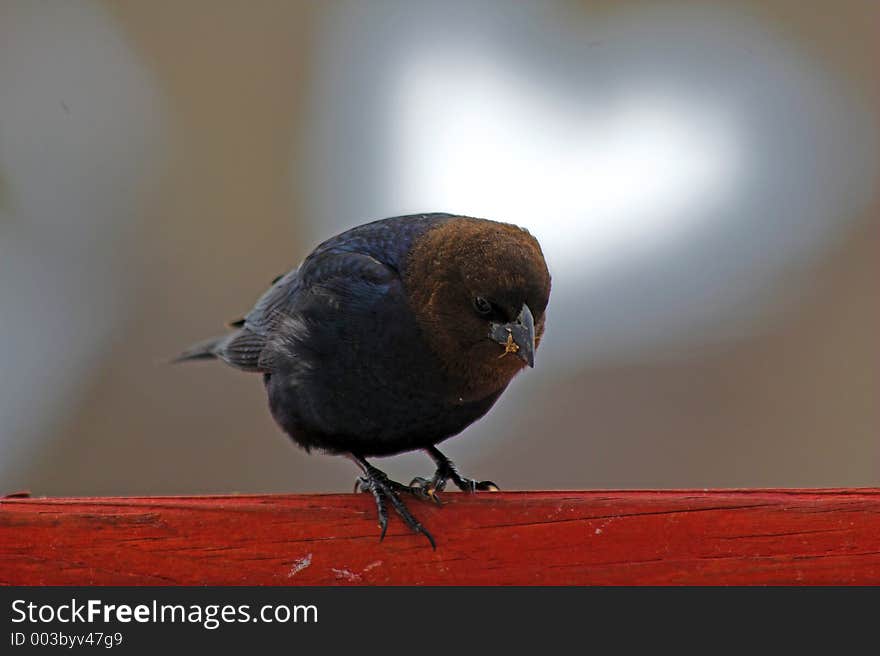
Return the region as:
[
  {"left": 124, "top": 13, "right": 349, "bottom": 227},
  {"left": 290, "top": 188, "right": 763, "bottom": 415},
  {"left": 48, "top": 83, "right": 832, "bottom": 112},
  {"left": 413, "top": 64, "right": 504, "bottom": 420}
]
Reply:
[{"left": 489, "top": 303, "right": 536, "bottom": 367}]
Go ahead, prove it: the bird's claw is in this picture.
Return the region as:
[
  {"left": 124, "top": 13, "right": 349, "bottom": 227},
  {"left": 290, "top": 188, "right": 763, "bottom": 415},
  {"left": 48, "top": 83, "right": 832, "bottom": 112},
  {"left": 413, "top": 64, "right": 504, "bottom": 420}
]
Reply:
[
  {"left": 434, "top": 460, "right": 500, "bottom": 494},
  {"left": 351, "top": 449, "right": 497, "bottom": 548},
  {"left": 410, "top": 466, "right": 499, "bottom": 497},
  {"left": 408, "top": 476, "right": 444, "bottom": 505},
  {"left": 355, "top": 467, "right": 436, "bottom": 549},
  {"left": 447, "top": 476, "right": 500, "bottom": 493},
  {"left": 463, "top": 479, "right": 500, "bottom": 492}
]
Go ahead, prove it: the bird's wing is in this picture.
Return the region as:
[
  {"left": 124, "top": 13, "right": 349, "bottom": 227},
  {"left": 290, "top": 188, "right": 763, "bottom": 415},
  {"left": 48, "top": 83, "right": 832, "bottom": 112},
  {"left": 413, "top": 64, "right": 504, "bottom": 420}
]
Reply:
[
  {"left": 239, "top": 250, "right": 399, "bottom": 372},
  {"left": 240, "top": 268, "right": 303, "bottom": 336},
  {"left": 184, "top": 215, "right": 451, "bottom": 372},
  {"left": 226, "top": 273, "right": 288, "bottom": 329}
]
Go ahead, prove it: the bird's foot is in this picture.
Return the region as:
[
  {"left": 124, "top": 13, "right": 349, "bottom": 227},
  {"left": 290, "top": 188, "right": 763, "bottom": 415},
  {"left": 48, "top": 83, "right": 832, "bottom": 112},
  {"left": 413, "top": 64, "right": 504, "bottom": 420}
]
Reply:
[
  {"left": 452, "top": 474, "right": 500, "bottom": 494},
  {"left": 412, "top": 451, "right": 500, "bottom": 500},
  {"left": 354, "top": 464, "right": 436, "bottom": 549},
  {"left": 407, "top": 476, "right": 445, "bottom": 505}
]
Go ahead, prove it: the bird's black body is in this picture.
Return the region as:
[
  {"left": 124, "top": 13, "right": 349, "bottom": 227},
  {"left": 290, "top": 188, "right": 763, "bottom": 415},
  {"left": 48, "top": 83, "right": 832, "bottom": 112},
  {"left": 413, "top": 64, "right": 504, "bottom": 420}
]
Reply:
[
  {"left": 261, "top": 216, "right": 506, "bottom": 455},
  {"left": 177, "top": 213, "right": 551, "bottom": 546}
]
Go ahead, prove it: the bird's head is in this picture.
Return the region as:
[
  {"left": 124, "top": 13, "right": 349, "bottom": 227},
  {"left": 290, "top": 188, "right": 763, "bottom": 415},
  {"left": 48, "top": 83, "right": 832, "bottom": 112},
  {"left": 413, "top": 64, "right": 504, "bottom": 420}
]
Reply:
[{"left": 404, "top": 217, "right": 551, "bottom": 401}]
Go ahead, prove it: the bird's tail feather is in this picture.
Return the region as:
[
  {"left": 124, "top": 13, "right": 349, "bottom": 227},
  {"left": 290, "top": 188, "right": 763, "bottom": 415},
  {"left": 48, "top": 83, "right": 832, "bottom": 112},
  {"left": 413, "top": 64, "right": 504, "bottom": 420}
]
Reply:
[
  {"left": 171, "top": 335, "right": 226, "bottom": 363},
  {"left": 173, "top": 329, "right": 267, "bottom": 372}
]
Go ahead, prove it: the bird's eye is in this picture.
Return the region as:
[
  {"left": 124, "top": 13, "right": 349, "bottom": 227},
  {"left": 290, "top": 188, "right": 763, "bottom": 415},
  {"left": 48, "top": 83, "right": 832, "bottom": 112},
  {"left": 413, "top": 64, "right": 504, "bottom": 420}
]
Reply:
[{"left": 472, "top": 296, "right": 492, "bottom": 316}]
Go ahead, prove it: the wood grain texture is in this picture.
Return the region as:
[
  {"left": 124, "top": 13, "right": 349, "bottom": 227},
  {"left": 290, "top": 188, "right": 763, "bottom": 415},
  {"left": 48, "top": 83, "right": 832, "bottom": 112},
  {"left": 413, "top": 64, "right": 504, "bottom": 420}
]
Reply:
[{"left": 2, "top": 490, "right": 879, "bottom": 585}]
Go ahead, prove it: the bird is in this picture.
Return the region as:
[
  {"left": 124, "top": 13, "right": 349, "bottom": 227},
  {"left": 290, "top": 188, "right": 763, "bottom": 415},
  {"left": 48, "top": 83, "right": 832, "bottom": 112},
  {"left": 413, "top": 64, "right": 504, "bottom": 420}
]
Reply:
[{"left": 175, "top": 213, "right": 551, "bottom": 547}]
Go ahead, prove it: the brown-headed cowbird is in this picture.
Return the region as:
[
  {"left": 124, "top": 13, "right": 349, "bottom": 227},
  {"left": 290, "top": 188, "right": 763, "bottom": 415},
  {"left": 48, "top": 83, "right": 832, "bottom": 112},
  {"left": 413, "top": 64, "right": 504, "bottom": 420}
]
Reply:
[{"left": 176, "top": 213, "right": 551, "bottom": 547}]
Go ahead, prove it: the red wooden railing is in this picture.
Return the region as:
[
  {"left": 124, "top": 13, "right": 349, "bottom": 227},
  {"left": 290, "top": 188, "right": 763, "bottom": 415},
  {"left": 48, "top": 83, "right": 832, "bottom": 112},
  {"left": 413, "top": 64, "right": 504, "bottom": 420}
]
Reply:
[{"left": 2, "top": 490, "right": 879, "bottom": 585}]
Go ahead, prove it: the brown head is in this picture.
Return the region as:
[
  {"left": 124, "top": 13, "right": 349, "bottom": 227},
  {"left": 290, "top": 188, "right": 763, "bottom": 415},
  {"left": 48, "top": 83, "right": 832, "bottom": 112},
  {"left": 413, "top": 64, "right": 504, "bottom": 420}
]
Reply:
[{"left": 403, "top": 217, "right": 551, "bottom": 403}]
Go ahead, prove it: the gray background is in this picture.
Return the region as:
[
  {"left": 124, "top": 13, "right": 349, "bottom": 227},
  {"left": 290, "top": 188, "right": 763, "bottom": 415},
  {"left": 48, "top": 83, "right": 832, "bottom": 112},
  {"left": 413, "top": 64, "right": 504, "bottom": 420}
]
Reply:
[{"left": 1, "top": 0, "right": 877, "bottom": 496}]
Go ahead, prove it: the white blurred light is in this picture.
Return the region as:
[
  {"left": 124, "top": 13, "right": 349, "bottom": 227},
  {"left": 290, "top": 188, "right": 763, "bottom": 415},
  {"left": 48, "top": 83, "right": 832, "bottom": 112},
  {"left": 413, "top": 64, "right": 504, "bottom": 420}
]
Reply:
[
  {"left": 392, "top": 54, "right": 744, "bottom": 272},
  {"left": 306, "top": 1, "right": 877, "bottom": 373}
]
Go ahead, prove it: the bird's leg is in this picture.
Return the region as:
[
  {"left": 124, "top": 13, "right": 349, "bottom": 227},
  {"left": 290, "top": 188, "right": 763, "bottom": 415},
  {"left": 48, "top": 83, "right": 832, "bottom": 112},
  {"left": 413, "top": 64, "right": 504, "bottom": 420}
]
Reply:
[
  {"left": 350, "top": 454, "right": 436, "bottom": 549},
  {"left": 410, "top": 446, "right": 500, "bottom": 500}
]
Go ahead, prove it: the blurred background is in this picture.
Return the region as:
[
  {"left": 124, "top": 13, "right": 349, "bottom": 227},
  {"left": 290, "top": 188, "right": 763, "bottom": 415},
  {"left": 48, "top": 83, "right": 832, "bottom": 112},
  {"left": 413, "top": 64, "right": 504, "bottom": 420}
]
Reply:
[{"left": 1, "top": 0, "right": 877, "bottom": 496}]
